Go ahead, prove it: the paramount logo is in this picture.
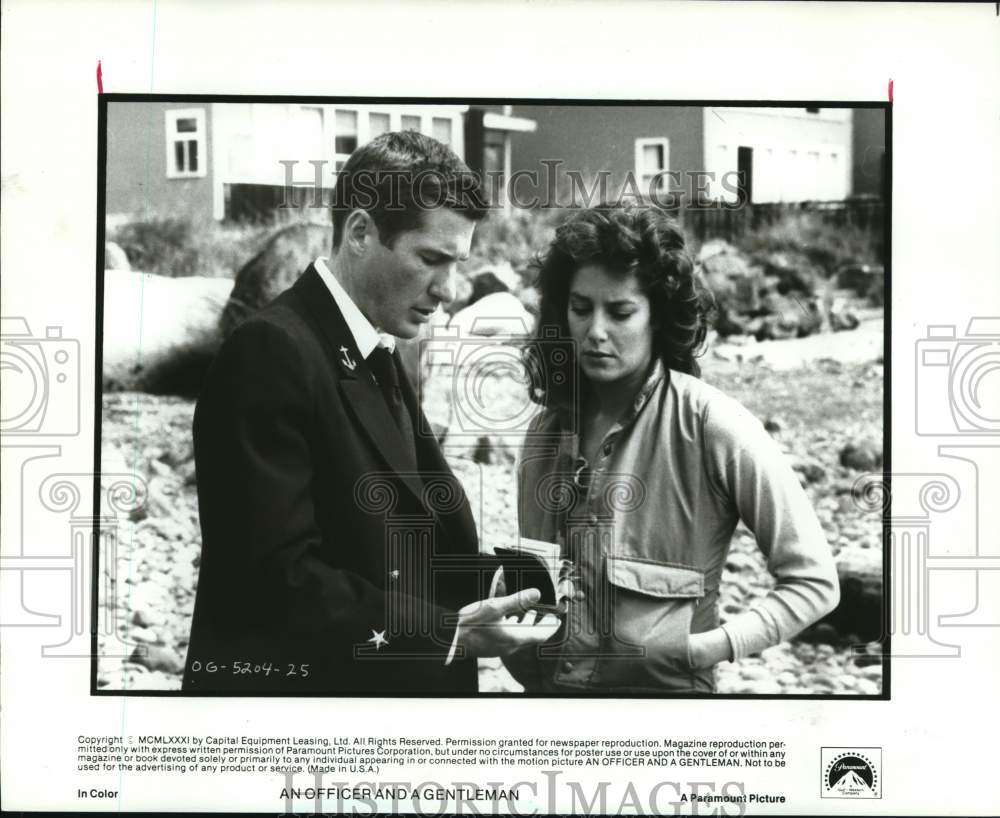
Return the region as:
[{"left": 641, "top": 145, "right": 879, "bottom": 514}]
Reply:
[{"left": 821, "top": 748, "right": 882, "bottom": 799}]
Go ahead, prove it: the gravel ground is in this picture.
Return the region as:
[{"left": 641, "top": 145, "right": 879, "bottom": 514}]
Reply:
[{"left": 98, "top": 328, "right": 884, "bottom": 696}]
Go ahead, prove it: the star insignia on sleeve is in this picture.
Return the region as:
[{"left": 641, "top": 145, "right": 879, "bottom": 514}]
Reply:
[{"left": 367, "top": 629, "right": 389, "bottom": 650}]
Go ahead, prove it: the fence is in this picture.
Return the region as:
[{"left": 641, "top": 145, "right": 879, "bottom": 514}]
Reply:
[{"left": 679, "top": 197, "right": 884, "bottom": 244}]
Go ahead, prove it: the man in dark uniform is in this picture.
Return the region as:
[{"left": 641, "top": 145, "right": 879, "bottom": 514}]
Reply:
[{"left": 183, "top": 131, "right": 555, "bottom": 693}]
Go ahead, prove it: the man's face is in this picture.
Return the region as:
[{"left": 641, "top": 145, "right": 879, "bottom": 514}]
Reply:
[{"left": 356, "top": 208, "right": 476, "bottom": 339}]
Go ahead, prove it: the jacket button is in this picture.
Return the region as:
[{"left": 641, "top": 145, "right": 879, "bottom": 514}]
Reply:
[
  {"left": 562, "top": 661, "right": 574, "bottom": 672},
  {"left": 389, "top": 569, "right": 400, "bottom": 581}
]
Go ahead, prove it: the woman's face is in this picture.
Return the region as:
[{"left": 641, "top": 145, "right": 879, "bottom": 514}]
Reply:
[{"left": 567, "top": 263, "right": 655, "bottom": 388}]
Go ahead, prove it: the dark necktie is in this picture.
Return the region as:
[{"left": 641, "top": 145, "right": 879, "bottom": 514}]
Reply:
[{"left": 368, "top": 346, "right": 417, "bottom": 467}]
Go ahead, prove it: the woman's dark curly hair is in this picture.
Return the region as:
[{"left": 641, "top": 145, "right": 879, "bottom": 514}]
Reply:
[{"left": 524, "top": 205, "right": 715, "bottom": 406}]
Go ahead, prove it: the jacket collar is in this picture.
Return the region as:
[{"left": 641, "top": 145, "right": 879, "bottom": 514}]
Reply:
[{"left": 292, "top": 265, "right": 421, "bottom": 488}]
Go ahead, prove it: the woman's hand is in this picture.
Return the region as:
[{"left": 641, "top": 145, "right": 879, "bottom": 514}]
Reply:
[{"left": 687, "top": 628, "right": 734, "bottom": 670}]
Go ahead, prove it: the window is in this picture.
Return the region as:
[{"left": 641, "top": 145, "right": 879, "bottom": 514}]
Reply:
[
  {"left": 432, "top": 117, "right": 453, "bottom": 145},
  {"left": 369, "top": 112, "right": 391, "bottom": 138},
  {"left": 294, "top": 106, "right": 325, "bottom": 160},
  {"left": 634, "top": 137, "right": 670, "bottom": 195},
  {"left": 165, "top": 108, "right": 207, "bottom": 178},
  {"left": 335, "top": 110, "right": 358, "bottom": 155},
  {"left": 401, "top": 115, "right": 421, "bottom": 131}
]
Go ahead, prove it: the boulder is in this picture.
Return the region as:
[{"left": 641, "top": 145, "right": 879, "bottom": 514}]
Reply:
[
  {"left": 220, "top": 222, "right": 330, "bottom": 338},
  {"left": 102, "top": 270, "right": 233, "bottom": 395},
  {"left": 792, "top": 458, "right": 827, "bottom": 484},
  {"left": 811, "top": 546, "right": 883, "bottom": 642},
  {"left": 753, "top": 292, "right": 827, "bottom": 341},
  {"left": 447, "top": 291, "right": 535, "bottom": 338},
  {"left": 836, "top": 263, "right": 884, "bottom": 298},
  {"left": 129, "top": 645, "right": 184, "bottom": 674},
  {"left": 757, "top": 250, "right": 824, "bottom": 296},
  {"left": 829, "top": 297, "right": 861, "bottom": 331},
  {"left": 465, "top": 271, "right": 510, "bottom": 308},
  {"left": 105, "top": 241, "right": 130, "bottom": 271},
  {"left": 840, "top": 440, "right": 883, "bottom": 471},
  {"left": 700, "top": 249, "right": 764, "bottom": 316},
  {"left": 467, "top": 261, "right": 521, "bottom": 294}
]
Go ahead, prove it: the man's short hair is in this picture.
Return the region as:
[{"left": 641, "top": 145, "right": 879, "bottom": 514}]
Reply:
[{"left": 331, "top": 130, "right": 488, "bottom": 248}]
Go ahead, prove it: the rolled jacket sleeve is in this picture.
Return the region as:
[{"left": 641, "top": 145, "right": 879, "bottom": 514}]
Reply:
[{"left": 703, "top": 397, "right": 841, "bottom": 660}]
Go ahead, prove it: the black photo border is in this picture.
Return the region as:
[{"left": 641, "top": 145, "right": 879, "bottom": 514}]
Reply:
[{"left": 92, "top": 94, "right": 891, "bottom": 701}]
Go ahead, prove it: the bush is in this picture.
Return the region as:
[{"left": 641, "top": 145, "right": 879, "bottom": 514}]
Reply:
[
  {"left": 733, "top": 210, "right": 881, "bottom": 274},
  {"left": 108, "top": 211, "right": 321, "bottom": 279},
  {"left": 463, "top": 207, "right": 568, "bottom": 285}
]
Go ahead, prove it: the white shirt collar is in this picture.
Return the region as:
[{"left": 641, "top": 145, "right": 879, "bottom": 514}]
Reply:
[{"left": 313, "top": 257, "right": 395, "bottom": 356}]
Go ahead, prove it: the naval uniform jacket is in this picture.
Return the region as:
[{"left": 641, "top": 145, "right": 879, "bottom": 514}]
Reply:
[{"left": 182, "top": 265, "right": 489, "bottom": 694}]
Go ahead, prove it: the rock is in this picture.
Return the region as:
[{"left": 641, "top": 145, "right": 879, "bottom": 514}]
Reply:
[
  {"left": 792, "top": 458, "right": 827, "bottom": 484},
  {"left": 758, "top": 251, "right": 824, "bottom": 296},
  {"left": 763, "top": 416, "right": 785, "bottom": 433},
  {"left": 866, "top": 268, "right": 885, "bottom": 307},
  {"left": 132, "top": 607, "right": 166, "bottom": 628},
  {"left": 700, "top": 248, "right": 764, "bottom": 315},
  {"left": 220, "top": 222, "right": 330, "bottom": 338},
  {"left": 465, "top": 270, "right": 512, "bottom": 310},
  {"left": 836, "top": 674, "right": 859, "bottom": 689},
  {"left": 714, "top": 307, "right": 749, "bottom": 338},
  {"left": 725, "top": 552, "right": 759, "bottom": 573},
  {"left": 817, "top": 546, "right": 883, "bottom": 641},
  {"left": 799, "top": 672, "right": 836, "bottom": 690},
  {"left": 855, "top": 678, "right": 881, "bottom": 695},
  {"left": 759, "top": 645, "right": 790, "bottom": 664},
  {"left": 777, "top": 671, "right": 799, "bottom": 686},
  {"left": 447, "top": 291, "right": 535, "bottom": 338},
  {"left": 129, "top": 645, "right": 184, "bottom": 674},
  {"left": 121, "top": 625, "right": 157, "bottom": 643},
  {"left": 102, "top": 270, "right": 233, "bottom": 395},
  {"left": 836, "top": 263, "right": 884, "bottom": 299},
  {"left": 754, "top": 294, "right": 826, "bottom": 340},
  {"left": 105, "top": 241, "right": 131, "bottom": 271},
  {"left": 736, "top": 680, "right": 782, "bottom": 695},
  {"left": 856, "top": 663, "right": 883, "bottom": 681},
  {"left": 179, "top": 460, "right": 198, "bottom": 487},
  {"left": 740, "top": 665, "right": 773, "bottom": 681},
  {"left": 839, "top": 440, "right": 883, "bottom": 471},
  {"left": 830, "top": 305, "right": 861, "bottom": 332},
  {"left": 792, "top": 643, "right": 816, "bottom": 663}
]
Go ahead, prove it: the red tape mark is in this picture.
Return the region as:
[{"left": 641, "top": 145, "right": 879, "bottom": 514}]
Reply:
[
  {"left": 888, "top": 78, "right": 893, "bottom": 104},
  {"left": 97, "top": 60, "right": 103, "bottom": 95}
]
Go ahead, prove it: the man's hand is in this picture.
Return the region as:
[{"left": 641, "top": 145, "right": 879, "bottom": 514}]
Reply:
[{"left": 454, "top": 588, "right": 559, "bottom": 659}]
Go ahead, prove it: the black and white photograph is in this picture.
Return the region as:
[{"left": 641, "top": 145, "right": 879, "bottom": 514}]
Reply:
[
  {"left": 4, "top": 3, "right": 997, "bottom": 815},
  {"left": 96, "top": 100, "right": 887, "bottom": 697}
]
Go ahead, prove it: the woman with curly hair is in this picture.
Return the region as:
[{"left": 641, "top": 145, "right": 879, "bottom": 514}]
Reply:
[{"left": 506, "top": 205, "right": 839, "bottom": 694}]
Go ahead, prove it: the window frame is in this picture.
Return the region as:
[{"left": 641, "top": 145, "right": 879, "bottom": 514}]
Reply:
[
  {"left": 634, "top": 137, "right": 671, "bottom": 195},
  {"left": 165, "top": 108, "right": 208, "bottom": 179}
]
